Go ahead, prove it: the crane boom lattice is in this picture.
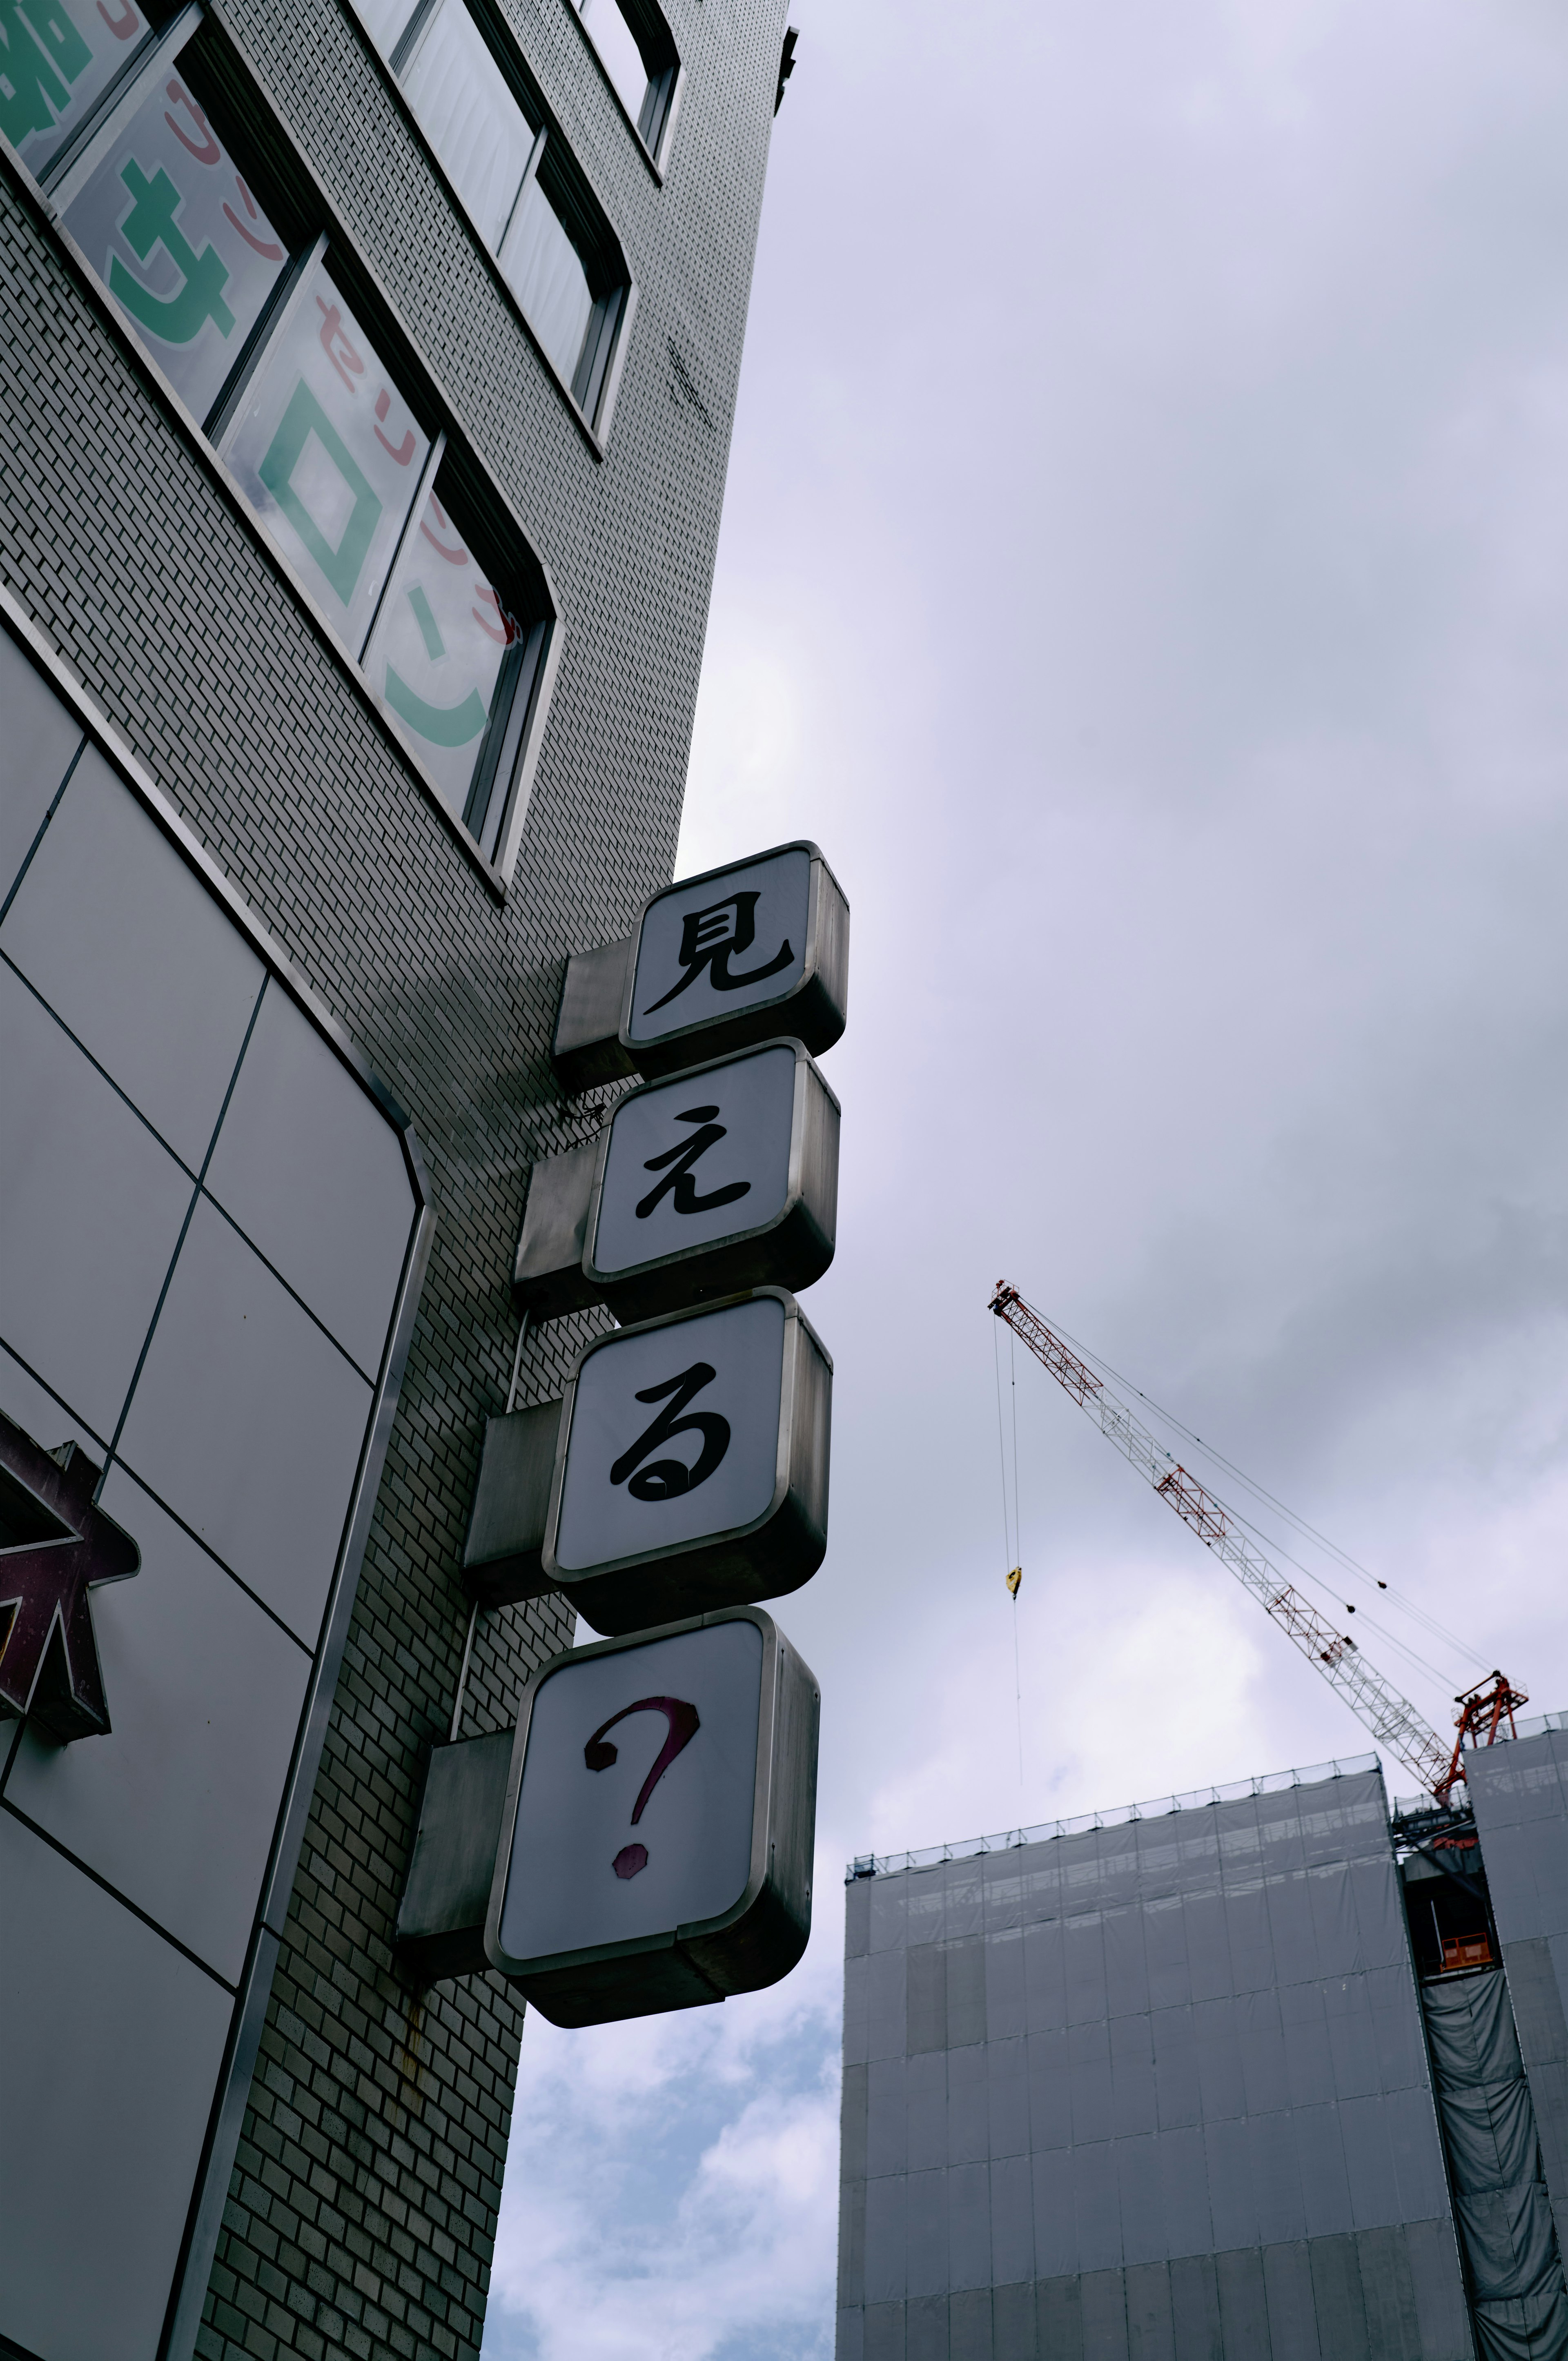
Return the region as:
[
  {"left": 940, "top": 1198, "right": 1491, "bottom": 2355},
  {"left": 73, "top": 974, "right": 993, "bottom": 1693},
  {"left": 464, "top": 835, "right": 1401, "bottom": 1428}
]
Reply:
[{"left": 989, "top": 1283, "right": 1461, "bottom": 1799}]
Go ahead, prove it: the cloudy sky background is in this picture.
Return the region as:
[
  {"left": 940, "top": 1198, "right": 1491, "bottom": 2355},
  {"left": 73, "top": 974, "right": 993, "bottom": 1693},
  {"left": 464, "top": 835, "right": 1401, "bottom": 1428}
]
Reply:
[{"left": 484, "top": 0, "right": 1568, "bottom": 2350}]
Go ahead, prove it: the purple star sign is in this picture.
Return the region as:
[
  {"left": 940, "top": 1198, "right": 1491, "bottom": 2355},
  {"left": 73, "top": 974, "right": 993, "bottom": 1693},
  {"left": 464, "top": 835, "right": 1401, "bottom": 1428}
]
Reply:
[{"left": 0, "top": 1410, "right": 139, "bottom": 1742}]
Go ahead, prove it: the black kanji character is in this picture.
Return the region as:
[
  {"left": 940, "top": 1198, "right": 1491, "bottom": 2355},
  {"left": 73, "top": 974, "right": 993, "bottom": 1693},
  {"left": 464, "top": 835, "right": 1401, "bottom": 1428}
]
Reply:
[{"left": 643, "top": 891, "right": 793, "bottom": 1013}]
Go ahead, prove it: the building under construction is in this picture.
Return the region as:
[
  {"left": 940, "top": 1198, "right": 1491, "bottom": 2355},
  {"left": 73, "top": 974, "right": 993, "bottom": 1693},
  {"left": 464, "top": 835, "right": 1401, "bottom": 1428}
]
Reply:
[{"left": 836, "top": 1714, "right": 1568, "bottom": 2360}]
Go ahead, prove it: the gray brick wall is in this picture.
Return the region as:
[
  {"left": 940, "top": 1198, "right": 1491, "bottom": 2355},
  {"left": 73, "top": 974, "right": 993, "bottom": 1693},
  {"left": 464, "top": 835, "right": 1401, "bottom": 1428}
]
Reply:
[{"left": 0, "top": 0, "right": 789, "bottom": 2351}]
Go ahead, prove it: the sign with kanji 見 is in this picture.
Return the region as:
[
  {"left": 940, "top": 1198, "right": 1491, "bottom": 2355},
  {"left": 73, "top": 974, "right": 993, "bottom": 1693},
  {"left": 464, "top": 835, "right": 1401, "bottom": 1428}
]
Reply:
[{"left": 621, "top": 842, "right": 848, "bottom": 1076}]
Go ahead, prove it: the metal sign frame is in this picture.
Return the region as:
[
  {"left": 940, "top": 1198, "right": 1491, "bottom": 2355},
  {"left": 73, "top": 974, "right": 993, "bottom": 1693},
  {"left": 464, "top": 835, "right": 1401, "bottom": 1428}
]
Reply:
[
  {"left": 582, "top": 1036, "right": 840, "bottom": 1322},
  {"left": 619, "top": 840, "right": 849, "bottom": 1076},
  {"left": 484, "top": 1605, "right": 820, "bottom": 2025},
  {"left": 540, "top": 1287, "right": 832, "bottom": 1633}
]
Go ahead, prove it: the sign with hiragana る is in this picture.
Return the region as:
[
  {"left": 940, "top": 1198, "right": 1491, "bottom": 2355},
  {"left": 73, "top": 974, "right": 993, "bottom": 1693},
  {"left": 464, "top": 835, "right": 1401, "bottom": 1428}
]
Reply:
[{"left": 542, "top": 1290, "right": 831, "bottom": 1633}]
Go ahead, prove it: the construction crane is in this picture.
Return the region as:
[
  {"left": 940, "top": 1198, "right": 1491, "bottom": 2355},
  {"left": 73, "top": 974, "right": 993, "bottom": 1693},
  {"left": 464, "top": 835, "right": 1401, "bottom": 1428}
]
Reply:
[{"left": 989, "top": 1281, "right": 1525, "bottom": 1803}]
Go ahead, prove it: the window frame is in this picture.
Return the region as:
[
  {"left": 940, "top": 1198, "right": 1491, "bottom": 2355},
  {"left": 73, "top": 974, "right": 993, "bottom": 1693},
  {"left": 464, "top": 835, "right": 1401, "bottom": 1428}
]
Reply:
[
  {"left": 350, "top": 0, "right": 635, "bottom": 441},
  {"left": 563, "top": 0, "right": 683, "bottom": 176},
  {"left": 5, "top": 0, "right": 560, "bottom": 890},
  {"left": 4, "top": 0, "right": 169, "bottom": 189}
]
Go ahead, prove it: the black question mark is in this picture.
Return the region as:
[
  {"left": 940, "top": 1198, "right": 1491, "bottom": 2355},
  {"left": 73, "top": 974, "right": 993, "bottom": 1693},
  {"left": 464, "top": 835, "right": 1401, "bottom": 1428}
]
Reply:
[{"left": 584, "top": 1696, "right": 701, "bottom": 1878}]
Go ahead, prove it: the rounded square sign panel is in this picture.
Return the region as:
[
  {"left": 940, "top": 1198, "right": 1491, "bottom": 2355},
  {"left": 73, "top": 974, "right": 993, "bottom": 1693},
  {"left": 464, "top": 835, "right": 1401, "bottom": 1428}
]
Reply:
[
  {"left": 542, "top": 1290, "right": 831, "bottom": 1633},
  {"left": 585, "top": 1038, "right": 839, "bottom": 1321},
  {"left": 486, "top": 1608, "right": 820, "bottom": 2025},
  {"left": 621, "top": 842, "right": 848, "bottom": 1076},
  {"left": 499, "top": 1617, "right": 762, "bottom": 1961}
]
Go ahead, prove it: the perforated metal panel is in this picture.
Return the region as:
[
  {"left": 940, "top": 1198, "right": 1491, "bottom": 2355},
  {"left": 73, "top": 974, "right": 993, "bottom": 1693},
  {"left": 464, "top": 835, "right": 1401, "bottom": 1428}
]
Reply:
[{"left": 838, "top": 1770, "right": 1475, "bottom": 2360}]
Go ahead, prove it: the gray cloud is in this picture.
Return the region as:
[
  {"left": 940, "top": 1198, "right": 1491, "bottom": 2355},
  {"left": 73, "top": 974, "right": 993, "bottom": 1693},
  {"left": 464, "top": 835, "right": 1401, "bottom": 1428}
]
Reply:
[{"left": 488, "top": 2, "right": 1568, "bottom": 2350}]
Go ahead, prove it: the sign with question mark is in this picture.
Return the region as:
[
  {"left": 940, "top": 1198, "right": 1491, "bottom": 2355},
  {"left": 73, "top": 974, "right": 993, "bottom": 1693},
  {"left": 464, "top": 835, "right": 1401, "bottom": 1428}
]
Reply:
[
  {"left": 542, "top": 1288, "right": 832, "bottom": 1634},
  {"left": 485, "top": 1608, "right": 820, "bottom": 2026}
]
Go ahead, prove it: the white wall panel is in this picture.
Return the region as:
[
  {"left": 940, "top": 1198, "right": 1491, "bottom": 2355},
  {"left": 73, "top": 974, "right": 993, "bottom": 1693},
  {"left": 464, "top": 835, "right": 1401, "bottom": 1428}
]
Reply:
[
  {"left": 0, "top": 627, "right": 428, "bottom": 2361},
  {"left": 0, "top": 1339, "right": 104, "bottom": 1457},
  {"left": 115, "top": 1196, "right": 372, "bottom": 1646},
  {"left": 7, "top": 1470, "right": 312, "bottom": 1981},
  {"left": 0, "top": 1812, "right": 232, "bottom": 2361},
  {"left": 0, "top": 625, "right": 80, "bottom": 901},
  {"left": 0, "top": 747, "right": 263, "bottom": 1169},
  {"left": 0, "top": 962, "right": 194, "bottom": 1436},
  {"left": 204, "top": 982, "right": 414, "bottom": 1377}
]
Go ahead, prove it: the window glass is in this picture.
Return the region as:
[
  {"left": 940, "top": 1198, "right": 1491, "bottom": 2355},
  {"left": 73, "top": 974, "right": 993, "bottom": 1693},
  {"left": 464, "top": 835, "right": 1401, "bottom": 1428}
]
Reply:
[
  {"left": 401, "top": 0, "right": 535, "bottom": 254},
  {"left": 16, "top": 18, "right": 546, "bottom": 851},
  {"left": 353, "top": 0, "right": 416, "bottom": 59},
  {"left": 0, "top": 0, "right": 152, "bottom": 180},
  {"left": 363, "top": 486, "right": 519, "bottom": 823},
  {"left": 500, "top": 176, "right": 592, "bottom": 388},
  {"left": 61, "top": 70, "right": 290, "bottom": 423},
  {"left": 577, "top": 0, "right": 647, "bottom": 129},
  {"left": 346, "top": 0, "right": 620, "bottom": 415},
  {"left": 225, "top": 252, "right": 430, "bottom": 657}
]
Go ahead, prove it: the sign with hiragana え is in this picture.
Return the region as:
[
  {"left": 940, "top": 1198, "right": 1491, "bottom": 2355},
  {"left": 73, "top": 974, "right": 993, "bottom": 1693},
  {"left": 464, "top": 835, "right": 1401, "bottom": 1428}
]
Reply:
[{"left": 582, "top": 1037, "right": 839, "bottom": 1321}]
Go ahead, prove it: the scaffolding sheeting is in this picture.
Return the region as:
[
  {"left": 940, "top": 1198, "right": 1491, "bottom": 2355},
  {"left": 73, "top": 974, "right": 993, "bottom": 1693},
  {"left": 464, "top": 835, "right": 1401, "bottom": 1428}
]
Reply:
[
  {"left": 1422, "top": 1969, "right": 1568, "bottom": 2361},
  {"left": 846, "top": 1754, "right": 1378, "bottom": 1885},
  {"left": 840, "top": 1767, "right": 1474, "bottom": 2359}
]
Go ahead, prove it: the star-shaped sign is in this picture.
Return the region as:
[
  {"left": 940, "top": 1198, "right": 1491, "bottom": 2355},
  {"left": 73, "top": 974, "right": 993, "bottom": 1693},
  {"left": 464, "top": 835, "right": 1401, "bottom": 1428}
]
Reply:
[{"left": 0, "top": 1410, "right": 139, "bottom": 1742}]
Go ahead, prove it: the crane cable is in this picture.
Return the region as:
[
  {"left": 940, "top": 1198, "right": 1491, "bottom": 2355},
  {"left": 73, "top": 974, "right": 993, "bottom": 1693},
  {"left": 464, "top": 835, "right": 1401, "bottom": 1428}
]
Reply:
[
  {"left": 1022, "top": 1305, "right": 1483, "bottom": 1693},
  {"left": 993, "top": 1320, "right": 1025, "bottom": 1782}
]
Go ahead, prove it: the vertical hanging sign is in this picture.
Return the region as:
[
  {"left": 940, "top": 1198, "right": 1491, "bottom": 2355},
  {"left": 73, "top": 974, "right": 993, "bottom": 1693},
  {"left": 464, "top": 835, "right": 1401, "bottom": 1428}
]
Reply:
[
  {"left": 404, "top": 843, "right": 849, "bottom": 2022},
  {"left": 484, "top": 1609, "right": 819, "bottom": 2025}
]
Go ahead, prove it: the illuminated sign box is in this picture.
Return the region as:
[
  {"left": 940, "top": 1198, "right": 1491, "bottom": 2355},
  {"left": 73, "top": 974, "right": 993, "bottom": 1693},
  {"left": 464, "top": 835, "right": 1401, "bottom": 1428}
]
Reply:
[
  {"left": 512, "top": 1036, "right": 839, "bottom": 1326},
  {"left": 485, "top": 1608, "right": 819, "bottom": 2025},
  {"left": 585, "top": 1038, "right": 839, "bottom": 1321},
  {"left": 541, "top": 1289, "right": 831, "bottom": 1634},
  {"left": 551, "top": 842, "right": 849, "bottom": 1093}
]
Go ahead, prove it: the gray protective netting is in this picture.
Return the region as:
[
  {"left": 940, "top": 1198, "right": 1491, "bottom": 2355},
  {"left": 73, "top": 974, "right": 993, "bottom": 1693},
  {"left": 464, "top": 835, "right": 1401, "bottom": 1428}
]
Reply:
[
  {"left": 1423, "top": 1968, "right": 1568, "bottom": 2361},
  {"left": 840, "top": 1769, "right": 1479, "bottom": 2356}
]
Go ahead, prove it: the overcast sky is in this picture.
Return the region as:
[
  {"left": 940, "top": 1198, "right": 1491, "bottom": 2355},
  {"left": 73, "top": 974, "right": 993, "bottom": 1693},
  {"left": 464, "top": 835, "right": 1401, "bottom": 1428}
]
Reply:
[{"left": 483, "top": 0, "right": 1568, "bottom": 2350}]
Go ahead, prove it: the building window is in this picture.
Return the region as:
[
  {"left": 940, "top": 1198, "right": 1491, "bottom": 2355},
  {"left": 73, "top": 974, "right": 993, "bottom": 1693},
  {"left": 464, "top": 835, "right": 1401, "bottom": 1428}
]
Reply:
[
  {"left": 4, "top": 5, "right": 551, "bottom": 866},
  {"left": 0, "top": 0, "right": 158, "bottom": 183},
  {"left": 58, "top": 49, "right": 293, "bottom": 433},
  {"left": 224, "top": 252, "right": 432, "bottom": 659},
  {"left": 357, "top": 0, "right": 628, "bottom": 419},
  {"left": 363, "top": 483, "right": 540, "bottom": 843},
  {"left": 570, "top": 0, "right": 678, "bottom": 161}
]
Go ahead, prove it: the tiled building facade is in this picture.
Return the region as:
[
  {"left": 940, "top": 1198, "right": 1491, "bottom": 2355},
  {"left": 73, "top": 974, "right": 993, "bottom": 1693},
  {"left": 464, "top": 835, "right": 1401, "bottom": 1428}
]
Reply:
[{"left": 0, "top": 0, "right": 792, "bottom": 2354}]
